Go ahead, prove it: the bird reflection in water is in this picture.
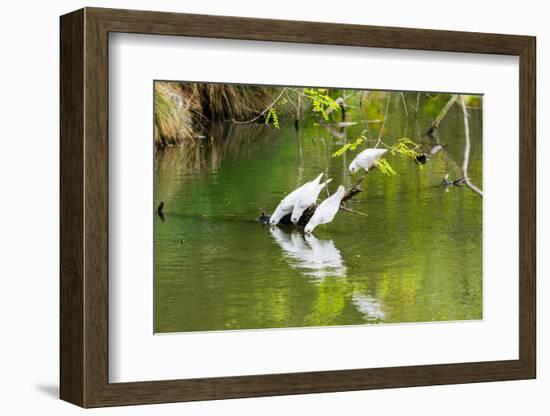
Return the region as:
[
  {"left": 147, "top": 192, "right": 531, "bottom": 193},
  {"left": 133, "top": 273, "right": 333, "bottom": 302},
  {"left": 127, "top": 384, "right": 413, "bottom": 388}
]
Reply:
[
  {"left": 270, "top": 227, "right": 347, "bottom": 280},
  {"left": 352, "top": 293, "right": 386, "bottom": 321}
]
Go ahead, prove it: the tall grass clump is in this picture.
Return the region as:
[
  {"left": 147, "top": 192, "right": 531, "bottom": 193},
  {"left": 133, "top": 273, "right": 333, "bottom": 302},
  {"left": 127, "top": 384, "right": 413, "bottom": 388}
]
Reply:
[
  {"left": 191, "top": 83, "right": 277, "bottom": 122},
  {"left": 154, "top": 81, "right": 284, "bottom": 147},
  {"left": 154, "top": 82, "right": 199, "bottom": 147}
]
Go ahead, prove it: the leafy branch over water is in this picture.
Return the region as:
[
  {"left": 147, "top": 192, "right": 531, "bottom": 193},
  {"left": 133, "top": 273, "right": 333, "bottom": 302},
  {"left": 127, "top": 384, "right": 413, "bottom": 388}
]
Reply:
[
  {"left": 332, "top": 136, "right": 421, "bottom": 176},
  {"left": 303, "top": 88, "right": 340, "bottom": 121},
  {"left": 389, "top": 138, "right": 420, "bottom": 160},
  {"left": 376, "top": 158, "right": 397, "bottom": 176},
  {"left": 265, "top": 107, "right": 280, "bottom": 129},
  {"left": 331, "top": 135, "right": 366, "bottom": 157}
]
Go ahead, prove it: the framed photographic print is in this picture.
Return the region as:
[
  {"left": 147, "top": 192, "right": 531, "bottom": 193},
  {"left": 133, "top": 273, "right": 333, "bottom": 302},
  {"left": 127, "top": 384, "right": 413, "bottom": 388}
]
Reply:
[{"left": 60, "top": 7, "right": 536, "bottom": 408}]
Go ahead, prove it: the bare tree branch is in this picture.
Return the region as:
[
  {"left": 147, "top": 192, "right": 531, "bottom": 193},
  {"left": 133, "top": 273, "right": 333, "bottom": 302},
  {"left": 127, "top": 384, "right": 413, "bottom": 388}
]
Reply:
[
  {"left": 340, "top": 206, "right": 368, "bottom": 217},
  {"left": 459, "top": 95, "right": 483, "bottom": 197}
]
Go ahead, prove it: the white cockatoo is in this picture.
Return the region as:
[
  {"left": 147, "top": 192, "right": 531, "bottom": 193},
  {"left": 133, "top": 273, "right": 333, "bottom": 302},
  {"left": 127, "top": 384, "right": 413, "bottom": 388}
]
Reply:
[
  {"left": 270, "top": 173, "right": 324, "bottom": 226},
  {"left": 349, "top": 148, "right": 388, "bottom": 174},
  {"left": 290, "top": 178, "right": 333, "bottom": 224},
  {"left": 304, "top": 185, "right": 346, "bottom": 234}
]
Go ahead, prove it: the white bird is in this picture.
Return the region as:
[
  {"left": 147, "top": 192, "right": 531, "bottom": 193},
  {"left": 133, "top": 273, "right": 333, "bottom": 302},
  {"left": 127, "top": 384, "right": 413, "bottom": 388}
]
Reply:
[
  {"left": 349, "top": 148, "right": 388, "bottom": 174},
  {"left": 304, "top": 185, "right": 346, "bottom": 234},
  {"left": 270, "top": 173, "right": 324, "bottom": 225},
  {"left": 290, "top": 178, "right": 333, "bottom": 224}
]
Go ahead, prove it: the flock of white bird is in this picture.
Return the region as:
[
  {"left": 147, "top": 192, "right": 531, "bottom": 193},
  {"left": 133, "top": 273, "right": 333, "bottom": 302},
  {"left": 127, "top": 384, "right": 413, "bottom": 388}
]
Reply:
[{"left": 269, "top": 148, "right": 388, "bottom": 234}]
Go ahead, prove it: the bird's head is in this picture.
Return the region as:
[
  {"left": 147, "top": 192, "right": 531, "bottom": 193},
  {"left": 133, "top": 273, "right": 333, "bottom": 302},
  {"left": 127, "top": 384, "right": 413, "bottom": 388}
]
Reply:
[
  {"left": 304, "top": 223, "right": 313, "bottom": 234},
  {"left": 291, "top": 214, "right": 300, "bottom": 224},
  {"left": 349, "top": 161, "right": 359, "bottom": 175}
]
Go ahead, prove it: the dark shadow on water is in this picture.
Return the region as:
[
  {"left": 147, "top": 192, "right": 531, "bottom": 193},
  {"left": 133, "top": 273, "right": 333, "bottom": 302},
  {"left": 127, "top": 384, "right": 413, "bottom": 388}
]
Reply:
[{"left": 35, "top": 384, "right": 59, "bottom": 399}]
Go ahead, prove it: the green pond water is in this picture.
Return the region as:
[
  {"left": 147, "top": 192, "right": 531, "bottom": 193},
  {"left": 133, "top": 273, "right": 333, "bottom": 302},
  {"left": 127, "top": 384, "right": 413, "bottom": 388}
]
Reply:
[{"left": 154, "top": 94, "right": 483, "bottom": 333}]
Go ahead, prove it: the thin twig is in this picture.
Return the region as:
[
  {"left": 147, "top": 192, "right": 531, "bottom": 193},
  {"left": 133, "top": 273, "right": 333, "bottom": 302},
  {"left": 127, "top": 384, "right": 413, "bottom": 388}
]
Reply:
[
  {"left": 459, "top": 95, "right": 483, "bottom": 197},
  {"left": 324, "top": 181, "right": 331, "bottom": 198},
  {"left": 284, "top": 89, "right": 298, "bottom": 114},
  {"left": 232, "top": 88, "right": 287, "bottom": 124},
  {"left": 286, "top": 87, "right": 311, "bottom": 99},
  {"left": 339, "top": 206, "right": 368, "bottom": 217}
]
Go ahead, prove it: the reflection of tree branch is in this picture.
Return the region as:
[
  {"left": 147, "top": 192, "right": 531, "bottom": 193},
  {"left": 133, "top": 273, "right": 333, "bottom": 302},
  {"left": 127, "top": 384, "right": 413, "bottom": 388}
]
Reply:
[
  {"left": 374, "top": 93, "right": 391, "bottom": 148},
  {"left": 427, "top": 94, "right": 457, "bottom": 135},
  {"left": 400, "top": 92, "right": 409, "bottom": 136},
  {"left": 414, "top": 93, "right": 421, "bottom": 139},
  {"left": 459, "top": 96, "right": 483, "bottom": 197},
  {"left": 400, "top": 92, "right": 409, "bottom": 118}
]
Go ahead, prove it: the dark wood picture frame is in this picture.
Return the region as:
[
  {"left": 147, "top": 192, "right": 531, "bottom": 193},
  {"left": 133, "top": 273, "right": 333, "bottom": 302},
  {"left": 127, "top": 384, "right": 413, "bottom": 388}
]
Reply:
[{"left": 60, "top": 7, "right": 536, "bottom": 408}]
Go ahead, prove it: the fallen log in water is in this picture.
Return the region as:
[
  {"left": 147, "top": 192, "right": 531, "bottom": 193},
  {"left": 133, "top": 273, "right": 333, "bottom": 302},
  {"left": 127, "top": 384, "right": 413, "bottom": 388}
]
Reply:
[
  {"left": 342, "top": 186, "right": 362, "bottom": 203},
  {"left": 259, "top": 181, "right": 367, "bottom": 227}
]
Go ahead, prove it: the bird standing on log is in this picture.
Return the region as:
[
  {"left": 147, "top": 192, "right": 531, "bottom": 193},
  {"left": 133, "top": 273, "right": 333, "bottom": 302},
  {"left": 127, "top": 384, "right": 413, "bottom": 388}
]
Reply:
[
  {"left": 304, "top": 185, "right": 346, "bottom": 234},
  {"left": 269, "top": 173, "right": 324, "bottom": 226},
  {"left": 291, "top": 178, "right": 333, "bottom": 224}
]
